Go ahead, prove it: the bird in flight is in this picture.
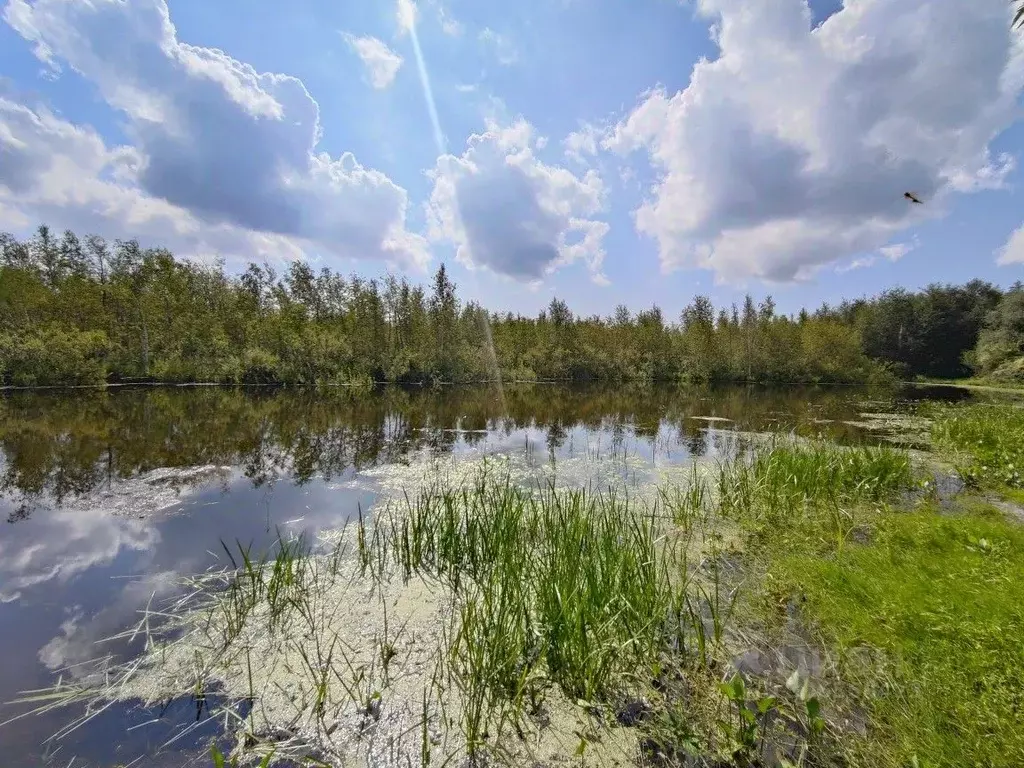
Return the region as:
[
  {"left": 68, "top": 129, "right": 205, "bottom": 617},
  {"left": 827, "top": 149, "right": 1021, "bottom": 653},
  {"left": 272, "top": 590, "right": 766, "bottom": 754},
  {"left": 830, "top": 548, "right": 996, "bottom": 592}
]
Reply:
[{"left": 904, "top": 192, "right": 924, "bottom": 204}]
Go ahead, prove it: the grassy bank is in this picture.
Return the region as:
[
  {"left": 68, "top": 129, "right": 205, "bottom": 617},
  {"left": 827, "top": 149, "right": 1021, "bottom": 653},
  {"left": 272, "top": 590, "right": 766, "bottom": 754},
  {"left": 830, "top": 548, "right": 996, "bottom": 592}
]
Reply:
[
  {"left": 910, "top": 376, "right": 1024, "bottom": 394},
  {"left": 16, "top": 401, "right": 1024, "bottom": 768},
  {"left": 766, "top": 502, "right": 1024, "bottom": 767},
  {"left": 732, "top": 437, "right": 1024, "bottom": 767}
]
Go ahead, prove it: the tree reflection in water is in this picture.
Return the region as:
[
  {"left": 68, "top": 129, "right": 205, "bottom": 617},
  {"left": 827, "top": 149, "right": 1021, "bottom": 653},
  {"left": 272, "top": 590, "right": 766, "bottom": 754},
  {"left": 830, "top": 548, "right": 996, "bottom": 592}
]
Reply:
[{"left": 0, "top": 381, "right": 965, "bottom": 520}]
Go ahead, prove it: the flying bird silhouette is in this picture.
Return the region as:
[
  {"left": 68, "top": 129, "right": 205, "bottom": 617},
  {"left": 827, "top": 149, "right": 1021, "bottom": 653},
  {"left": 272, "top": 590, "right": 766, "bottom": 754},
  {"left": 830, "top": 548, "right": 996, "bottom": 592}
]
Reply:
[{"left": 904, "top": 192, "right": 924, "bottom": 204}]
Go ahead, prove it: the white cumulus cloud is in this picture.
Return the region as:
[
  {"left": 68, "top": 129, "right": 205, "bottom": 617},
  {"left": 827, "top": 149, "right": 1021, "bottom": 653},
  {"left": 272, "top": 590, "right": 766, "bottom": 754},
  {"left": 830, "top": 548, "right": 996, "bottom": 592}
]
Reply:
[
  {"left": 2, "top": 0, "right": 428, "bottom": 270},
  {"left": 426, "top": 119, "right": 610, "bottom": 284},
  {"left": 564, "top": 123, "right": 604, "bottom": 164},
  {"left": 604, "top": 0, "right": 1024, "bottom": 283},
  {"left": 342, "top": 33, "right": 404, "bottom": 89},
  {"left": 879, "top": 238, "right": 918, "bottom": 262},
  {"left": 0, "top": 97, "right": 310, "bottom": 267},
  {"left": 997, "top": 223, "right": 1024, "bottom": 265}
]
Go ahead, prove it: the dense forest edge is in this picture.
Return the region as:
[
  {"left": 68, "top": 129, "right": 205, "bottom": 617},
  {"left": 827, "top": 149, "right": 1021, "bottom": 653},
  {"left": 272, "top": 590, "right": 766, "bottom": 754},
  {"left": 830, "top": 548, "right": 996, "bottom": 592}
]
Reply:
[{"left": 2, "top": 224, "right": 1023, "bottom": 388}]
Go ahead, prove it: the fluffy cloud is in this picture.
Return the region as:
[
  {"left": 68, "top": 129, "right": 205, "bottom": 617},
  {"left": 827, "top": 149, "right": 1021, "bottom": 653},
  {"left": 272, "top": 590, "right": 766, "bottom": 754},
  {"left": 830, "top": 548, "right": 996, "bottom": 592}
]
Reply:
[
  {"left": 564, "top": 123, "right": 604, "bottom": 164},
  {"left": 2, "top": 0, "right": 427, "bottom": 269},
  {"left": 426, "top": 119, "right": 610, "bottom": 283},
  {"left": 997, "top": 223, "right": 1024, "bottom": 265},
  {"left": 342, "top": 33, "right": 404, "bottom": 89},
  {"left": 0, "top": 97, "right": 312, "bottom": 266},
  {"left": 605, "top": 0, "right": 1024, "bottom": 283}
]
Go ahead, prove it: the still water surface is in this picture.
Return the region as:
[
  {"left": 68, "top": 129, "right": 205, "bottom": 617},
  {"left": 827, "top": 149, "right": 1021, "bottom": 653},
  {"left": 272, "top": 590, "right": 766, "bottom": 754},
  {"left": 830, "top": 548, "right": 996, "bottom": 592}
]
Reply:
[{"left": 0, "top": 383, "right": 971, "bottom": 766}]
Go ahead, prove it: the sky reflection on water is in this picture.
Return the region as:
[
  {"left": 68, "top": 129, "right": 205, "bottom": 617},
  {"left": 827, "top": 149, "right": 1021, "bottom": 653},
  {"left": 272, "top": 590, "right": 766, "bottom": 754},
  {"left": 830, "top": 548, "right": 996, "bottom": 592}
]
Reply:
[{"left": 0, "top": 382, "right": 972, "bottom": 765}]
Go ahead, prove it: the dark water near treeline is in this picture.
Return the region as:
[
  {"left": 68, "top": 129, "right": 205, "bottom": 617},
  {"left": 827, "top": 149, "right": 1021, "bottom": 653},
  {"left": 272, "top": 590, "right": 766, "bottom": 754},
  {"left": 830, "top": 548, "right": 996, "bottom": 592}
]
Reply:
[{"left": 0, "top": 382, "right": 973, "bottom": 766}]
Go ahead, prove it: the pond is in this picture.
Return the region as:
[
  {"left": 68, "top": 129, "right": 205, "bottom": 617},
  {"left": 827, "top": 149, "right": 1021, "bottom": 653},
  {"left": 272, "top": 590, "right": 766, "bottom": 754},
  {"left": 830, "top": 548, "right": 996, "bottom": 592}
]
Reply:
[{"left": 0, "top": 382, "right": 973, "bottom": 766}]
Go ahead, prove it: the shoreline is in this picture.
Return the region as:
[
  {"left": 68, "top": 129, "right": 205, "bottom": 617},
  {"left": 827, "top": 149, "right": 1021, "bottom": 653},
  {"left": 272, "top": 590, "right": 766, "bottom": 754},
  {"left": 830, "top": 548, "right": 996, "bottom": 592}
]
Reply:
[
  {"left": 906, "top": 378, "right": 1024, "bottom": 395},
  {"left": 1, "top": 377, "right": 910, "bottom": 394}
]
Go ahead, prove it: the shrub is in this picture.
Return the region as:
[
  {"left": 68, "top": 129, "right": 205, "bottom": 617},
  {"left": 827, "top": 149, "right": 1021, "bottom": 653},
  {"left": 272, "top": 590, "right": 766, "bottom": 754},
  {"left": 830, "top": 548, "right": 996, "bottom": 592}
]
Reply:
[{"left": 0, "top": 327, "right": 109, "bottom": 386}]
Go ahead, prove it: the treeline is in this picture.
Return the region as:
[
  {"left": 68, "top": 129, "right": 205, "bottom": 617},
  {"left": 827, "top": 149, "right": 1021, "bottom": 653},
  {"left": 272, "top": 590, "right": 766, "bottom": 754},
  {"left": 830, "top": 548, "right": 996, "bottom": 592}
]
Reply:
[{"left": 0, "top": 224, "right": 1020, "bottom": 387}]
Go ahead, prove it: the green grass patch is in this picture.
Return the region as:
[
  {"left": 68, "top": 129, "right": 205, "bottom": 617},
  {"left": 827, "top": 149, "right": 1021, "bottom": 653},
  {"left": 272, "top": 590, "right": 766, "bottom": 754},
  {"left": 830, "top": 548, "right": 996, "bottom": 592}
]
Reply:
[
  {"left": 719, "top": 440, "right": 913, "bottom": 556},
  {"left": 929, "top": 402, "right": 1024, "bottom": 489},
  {"left": 768, "top": 504, "right": 1024, "bottom": 768},
  {"left": 720, "top": 436, "right": 1024, "bottom": 766}
]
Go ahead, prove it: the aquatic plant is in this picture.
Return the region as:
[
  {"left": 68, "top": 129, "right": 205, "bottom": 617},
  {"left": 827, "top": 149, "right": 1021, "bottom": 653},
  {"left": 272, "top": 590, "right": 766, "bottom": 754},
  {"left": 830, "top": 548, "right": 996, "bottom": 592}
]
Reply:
[
  {"left": 360, "top": 471, "right": 687, "bottom": 754},
  {"left": 8, "top": 436, "right": 930, "bottom": 767},
  {"left": 929, "top": 401, "right": 1024, "bottom": 489}
]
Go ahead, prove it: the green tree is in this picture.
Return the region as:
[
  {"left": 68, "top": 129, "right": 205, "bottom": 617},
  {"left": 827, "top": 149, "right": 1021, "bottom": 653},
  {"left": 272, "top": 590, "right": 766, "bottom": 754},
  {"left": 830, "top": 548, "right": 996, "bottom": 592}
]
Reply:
[
  {"left": 973, "top": 283, "right": 1024, "bottom": 381},
  {"left": 429, "top": 264, "right": 459, "bottom": 379},
  {"left": 0, "top": 222, "right": 920, "bottom": 388}
]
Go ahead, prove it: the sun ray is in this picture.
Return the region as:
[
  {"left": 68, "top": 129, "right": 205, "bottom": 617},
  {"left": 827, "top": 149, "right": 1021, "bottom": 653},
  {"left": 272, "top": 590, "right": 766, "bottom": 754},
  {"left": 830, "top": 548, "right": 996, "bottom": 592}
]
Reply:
[{"left": 398, "top": 0, "right": 447, "bottom": 156}]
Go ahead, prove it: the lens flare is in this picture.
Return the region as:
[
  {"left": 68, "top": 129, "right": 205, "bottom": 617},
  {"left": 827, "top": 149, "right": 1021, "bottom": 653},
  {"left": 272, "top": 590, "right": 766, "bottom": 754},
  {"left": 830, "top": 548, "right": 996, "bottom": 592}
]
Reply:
[
  {"left": 398, "top": 0, "right": 504, "bottom": 409},
  {"left": 398, "top": 0, "right": 446, "bottom": 156}
]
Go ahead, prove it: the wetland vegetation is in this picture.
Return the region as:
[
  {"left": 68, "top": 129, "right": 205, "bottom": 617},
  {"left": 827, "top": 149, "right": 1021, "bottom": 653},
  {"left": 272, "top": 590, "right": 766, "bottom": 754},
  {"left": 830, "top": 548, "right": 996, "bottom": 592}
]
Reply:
[
  {"left": 3, "top": 3, "right": 1024, "bottom": 767},
  {"left": 2, "top": 383, "right": 1022, "bottom": 768}
]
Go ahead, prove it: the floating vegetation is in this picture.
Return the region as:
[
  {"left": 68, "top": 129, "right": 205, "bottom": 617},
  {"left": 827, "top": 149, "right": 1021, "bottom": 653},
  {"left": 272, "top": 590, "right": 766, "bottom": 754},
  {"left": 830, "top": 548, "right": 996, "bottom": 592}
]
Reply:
[
  {"left": 30, "top": 422, "right": 1024, "bottom": 768},
  {"left": 10, "top": 448, "right": 803, "bottom": 767},
  {"left": 839, "top": 412, "right": 933, "bottom": 447}
]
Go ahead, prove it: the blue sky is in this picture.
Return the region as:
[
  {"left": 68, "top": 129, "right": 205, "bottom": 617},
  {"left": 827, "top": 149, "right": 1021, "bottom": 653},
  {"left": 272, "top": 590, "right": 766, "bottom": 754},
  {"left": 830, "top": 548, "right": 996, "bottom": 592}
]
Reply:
[{"left": 1, "top": 0, "right": 1024, "bottom": 320}]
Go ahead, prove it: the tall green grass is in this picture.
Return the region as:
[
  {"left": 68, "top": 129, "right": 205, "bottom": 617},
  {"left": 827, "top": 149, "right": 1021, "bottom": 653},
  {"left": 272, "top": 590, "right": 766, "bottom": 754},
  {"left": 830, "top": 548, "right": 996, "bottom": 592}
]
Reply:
[
  {"left": 750, "top": 441, "right": 912, "bottom": 504},
  {"left": 929, "top": 402, "right": 1024, "bottom": 489},
  {"left": 360, "top": 469, "right": 688, "bottom": 753},
  {"left": 718, "top": 440, "right": 912, "bottom": 554}
]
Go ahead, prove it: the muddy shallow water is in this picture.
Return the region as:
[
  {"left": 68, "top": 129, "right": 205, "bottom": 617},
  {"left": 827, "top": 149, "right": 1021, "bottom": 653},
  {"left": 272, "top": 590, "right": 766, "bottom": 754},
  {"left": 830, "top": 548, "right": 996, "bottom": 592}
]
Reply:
[{"left": 0, "top": 382, "right": 973, "bottom": 766}]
